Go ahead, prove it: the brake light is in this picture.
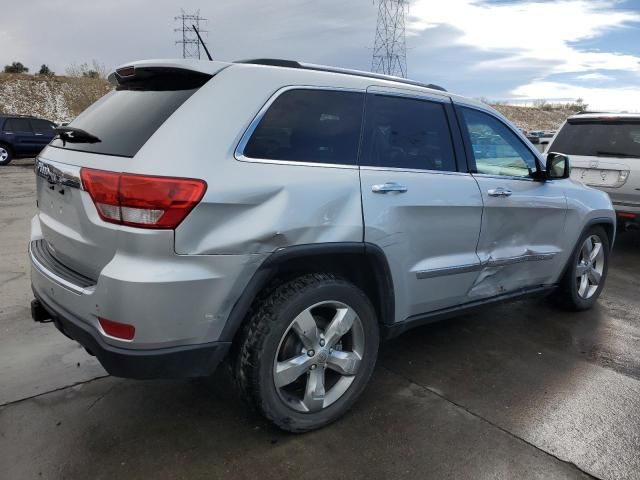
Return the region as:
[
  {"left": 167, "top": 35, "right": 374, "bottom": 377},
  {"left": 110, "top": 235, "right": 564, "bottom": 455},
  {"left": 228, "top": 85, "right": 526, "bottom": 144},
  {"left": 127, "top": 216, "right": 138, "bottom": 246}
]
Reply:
[
  {"left": 618, "top": 212, "right": 636, "bottom": 219},
  {"left": 98, "top": 317, "right": 135, "bottom": 340},
  {"left": 80, "top": 168, "right": 206, "bottom": 229}
]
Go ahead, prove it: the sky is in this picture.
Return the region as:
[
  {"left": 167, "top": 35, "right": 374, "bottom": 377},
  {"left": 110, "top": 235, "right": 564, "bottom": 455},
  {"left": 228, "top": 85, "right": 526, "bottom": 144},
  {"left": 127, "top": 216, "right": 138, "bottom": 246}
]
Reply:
[{"left": 1, "top": 0, "right": 640, "bottom": 111}]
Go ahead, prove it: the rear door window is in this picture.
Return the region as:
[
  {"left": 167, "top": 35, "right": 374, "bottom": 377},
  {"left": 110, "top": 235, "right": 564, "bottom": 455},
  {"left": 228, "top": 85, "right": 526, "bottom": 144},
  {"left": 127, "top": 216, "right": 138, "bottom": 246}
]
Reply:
[
  {"left": 242, "top": 89, "right": 365, "bottom": 165},
  {"left": 360, "top": 94, "right": 457, "bottom": 172},
  {"left": 4, "top": 118, "right": 33, "bottom": 133},
  {"left": 550, "top": 120, "right": 640, "bottom": 158}
]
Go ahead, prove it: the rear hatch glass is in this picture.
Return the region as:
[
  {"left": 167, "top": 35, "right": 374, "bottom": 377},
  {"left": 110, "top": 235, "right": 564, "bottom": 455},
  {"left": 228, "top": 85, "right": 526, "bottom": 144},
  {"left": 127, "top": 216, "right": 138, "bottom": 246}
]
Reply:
[
  {"left": 50, "top": 68, "right": 212, "bottom": 158},
  {"left": 549, "top": 119, "right": 640, "bottom": 159}
]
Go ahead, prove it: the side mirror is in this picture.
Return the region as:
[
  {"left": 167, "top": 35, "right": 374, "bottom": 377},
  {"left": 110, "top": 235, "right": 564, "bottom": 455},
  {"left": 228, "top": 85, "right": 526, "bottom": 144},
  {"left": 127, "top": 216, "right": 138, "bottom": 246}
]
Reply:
[{"left": 546, "top": 152, "right": 570, "bottom": 180}]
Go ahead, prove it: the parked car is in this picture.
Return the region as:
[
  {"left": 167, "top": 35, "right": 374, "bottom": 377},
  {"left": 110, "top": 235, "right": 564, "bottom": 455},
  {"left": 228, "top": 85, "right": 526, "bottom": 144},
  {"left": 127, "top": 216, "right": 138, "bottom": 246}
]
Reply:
[
  {"left": 533, "top": 130, "right": 555, "bottom": 146},
  {"left": 29, "top": 59, "right": 615, "bottom": 432},
  {"left": 526, "top": 132, "right": 540, "bottom": 144},
  {"left": 0, "top": 115, "right": 57, "bottom": 165},
  {"left": 548, "top": 113, "right": 640, "bottom": 230}
]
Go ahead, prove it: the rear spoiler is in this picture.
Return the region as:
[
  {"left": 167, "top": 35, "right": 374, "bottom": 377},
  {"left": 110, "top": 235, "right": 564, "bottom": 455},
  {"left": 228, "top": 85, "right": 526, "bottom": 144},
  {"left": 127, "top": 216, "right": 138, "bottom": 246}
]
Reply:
[
  {"left": 568, "top": 116, "right": 640, "bottom": 125},
  {"left": 107, "top": 60, "right": 231, "bottom": 90}
]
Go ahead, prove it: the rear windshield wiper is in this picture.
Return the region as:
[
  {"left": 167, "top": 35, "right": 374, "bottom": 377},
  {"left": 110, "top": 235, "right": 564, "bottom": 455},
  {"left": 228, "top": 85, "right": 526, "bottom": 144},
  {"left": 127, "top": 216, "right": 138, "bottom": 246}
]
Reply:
[
  {"left": 55, "top": 126, "right": 101, "bottom": 145},
  {"left": 595, "top": 150, "right": 636, "bottom": 158}
]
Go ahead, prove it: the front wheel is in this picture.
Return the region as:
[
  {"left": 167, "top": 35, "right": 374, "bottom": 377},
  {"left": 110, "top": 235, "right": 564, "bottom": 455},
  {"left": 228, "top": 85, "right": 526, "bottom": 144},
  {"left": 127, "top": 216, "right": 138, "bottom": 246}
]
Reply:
[
  {"left": 551, "top": 226, "right": 610, "bottom": 311},
  {"left": 235, "top": 273, "right": 379, "bottom": 432}
]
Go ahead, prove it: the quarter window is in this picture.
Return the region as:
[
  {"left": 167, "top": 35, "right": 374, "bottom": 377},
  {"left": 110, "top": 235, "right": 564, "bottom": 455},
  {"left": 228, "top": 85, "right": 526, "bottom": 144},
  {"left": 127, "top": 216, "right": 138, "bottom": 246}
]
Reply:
[
  {"left": 360, "top": 94, "right": 457, "bottom": 171},
  {"left": 243, "top": 89, "right": 364, "bottom": 165},
  {"left": 460, "top": 107, "right": 536, "bottom": 177}
]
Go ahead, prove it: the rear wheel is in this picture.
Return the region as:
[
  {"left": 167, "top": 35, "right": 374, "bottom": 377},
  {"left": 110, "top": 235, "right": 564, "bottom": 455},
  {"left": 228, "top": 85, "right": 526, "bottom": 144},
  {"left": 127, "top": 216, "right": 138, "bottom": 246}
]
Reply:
[
  {"left": 235, "top": 273, "right": 379, "bottom": 432},
  {"left": 552, "top": 226, "right": 609, "bottom": 311},
  {"left": 0, "top": 144, "right": 13, "bottom": 165}
]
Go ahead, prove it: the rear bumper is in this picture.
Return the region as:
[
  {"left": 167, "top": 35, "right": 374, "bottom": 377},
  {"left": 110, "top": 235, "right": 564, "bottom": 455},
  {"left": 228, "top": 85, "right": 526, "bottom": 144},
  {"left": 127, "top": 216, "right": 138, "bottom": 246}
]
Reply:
[
  {"left": 33, "top": 293, "right": 230, "bottom": 379},
  {"left": 611, "top": 202, "right": 640, "bottom": 228},
  {"left": 29, "top": 213, "right": 267, "bottom": 349},
  {"left": 612, "top": 202, "right": 640, "bottom": 214}
]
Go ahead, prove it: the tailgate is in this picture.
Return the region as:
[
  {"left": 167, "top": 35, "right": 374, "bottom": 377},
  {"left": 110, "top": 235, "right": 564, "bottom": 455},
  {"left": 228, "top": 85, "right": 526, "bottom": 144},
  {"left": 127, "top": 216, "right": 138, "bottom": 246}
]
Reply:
[
  {"left": 33, "top": 63, "right": 219, "bottom": 279},
  {"left": 35, "top": 155, "right": 117, "bottom": 280},
  {"left": 570, "top": 156, "right": 631, "bottom": 188}
]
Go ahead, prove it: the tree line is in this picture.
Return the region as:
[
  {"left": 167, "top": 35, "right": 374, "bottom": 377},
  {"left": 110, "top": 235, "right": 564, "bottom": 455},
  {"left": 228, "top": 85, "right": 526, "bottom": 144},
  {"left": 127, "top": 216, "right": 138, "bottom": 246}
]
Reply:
[{"left": 3, "top": 60, "right": 107, "bottom": 79}]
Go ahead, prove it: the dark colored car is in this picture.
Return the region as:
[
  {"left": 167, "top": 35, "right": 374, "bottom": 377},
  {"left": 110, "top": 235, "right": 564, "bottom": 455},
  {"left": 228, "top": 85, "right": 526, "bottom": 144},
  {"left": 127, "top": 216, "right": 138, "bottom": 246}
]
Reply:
[{"left": 0, "top": 115, "right": 57, "bottom": 165}]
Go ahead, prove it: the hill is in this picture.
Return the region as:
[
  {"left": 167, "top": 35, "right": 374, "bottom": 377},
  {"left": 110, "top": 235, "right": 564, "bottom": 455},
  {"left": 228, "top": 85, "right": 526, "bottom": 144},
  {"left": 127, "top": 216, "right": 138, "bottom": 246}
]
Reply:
[
  {"left": 0, "top": 73, "right": 110, "bottom": 123},
  {"left": 491, "top": 103, "right": 579, "bottom": 131}
]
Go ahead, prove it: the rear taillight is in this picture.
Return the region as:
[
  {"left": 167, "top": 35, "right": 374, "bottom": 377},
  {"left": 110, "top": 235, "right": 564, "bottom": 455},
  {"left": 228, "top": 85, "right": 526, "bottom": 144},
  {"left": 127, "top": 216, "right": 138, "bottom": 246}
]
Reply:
[{"left": 80, "top": 168, "right": 206, "bottom": 229}]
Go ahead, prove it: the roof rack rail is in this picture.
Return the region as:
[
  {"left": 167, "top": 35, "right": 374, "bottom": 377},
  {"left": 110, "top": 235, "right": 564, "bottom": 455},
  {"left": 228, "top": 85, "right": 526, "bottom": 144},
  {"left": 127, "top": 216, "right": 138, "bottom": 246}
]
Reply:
[
  {"left": 2, "top": 113, "right": 37, "bottom": 118},
  {"left": 235, "top": 58, "right": 447, "bottom": 92}
]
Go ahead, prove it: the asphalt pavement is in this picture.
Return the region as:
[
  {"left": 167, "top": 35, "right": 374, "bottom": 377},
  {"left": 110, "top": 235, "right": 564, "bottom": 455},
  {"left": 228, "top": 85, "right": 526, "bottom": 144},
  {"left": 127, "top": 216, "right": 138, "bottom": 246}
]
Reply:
[{"left": 1, "top": 159, "right": 639, "bottom": 479}]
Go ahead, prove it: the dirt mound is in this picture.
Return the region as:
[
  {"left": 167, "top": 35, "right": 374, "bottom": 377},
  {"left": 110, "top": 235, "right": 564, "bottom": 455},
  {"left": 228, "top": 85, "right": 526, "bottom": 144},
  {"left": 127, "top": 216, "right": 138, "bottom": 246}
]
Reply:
[
  {"left": 0, "top": 73, "right": 110, "bottom": 123},
  {"left": 491, "top": 104, "right": 579, "bottom": 131}
]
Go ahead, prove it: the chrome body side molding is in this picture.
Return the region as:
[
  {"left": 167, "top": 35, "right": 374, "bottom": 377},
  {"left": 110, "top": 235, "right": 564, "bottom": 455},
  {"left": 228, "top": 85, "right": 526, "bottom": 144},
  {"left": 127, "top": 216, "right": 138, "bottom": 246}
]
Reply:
[{"left": 415, "top": 251, "right": 557, "bottom": 279}]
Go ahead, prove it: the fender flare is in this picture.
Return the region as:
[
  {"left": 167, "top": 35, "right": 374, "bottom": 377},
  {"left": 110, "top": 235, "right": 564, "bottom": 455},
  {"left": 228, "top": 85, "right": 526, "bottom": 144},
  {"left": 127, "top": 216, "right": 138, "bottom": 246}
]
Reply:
[
  {"left": 219, "top": 242, "right": 395, "bottom": 342},
  {"left": 559, "top": 216, "right": 615, "bottom": 280}
]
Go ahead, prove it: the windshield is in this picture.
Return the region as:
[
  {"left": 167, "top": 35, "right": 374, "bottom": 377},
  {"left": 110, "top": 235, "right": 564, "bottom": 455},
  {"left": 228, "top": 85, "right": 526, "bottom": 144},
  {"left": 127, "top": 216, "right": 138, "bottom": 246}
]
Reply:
[{"left": 549, "top": 120, "right": 640, "bottom": 158}]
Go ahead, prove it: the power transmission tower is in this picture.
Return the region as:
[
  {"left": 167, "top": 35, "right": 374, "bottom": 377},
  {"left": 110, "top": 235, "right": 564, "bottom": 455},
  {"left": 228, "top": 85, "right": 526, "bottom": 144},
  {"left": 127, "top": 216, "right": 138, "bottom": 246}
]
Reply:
[
  {"left": 174, "top": 9, "right": 208, "bottom": 59},
  {"left": 371, "top": 0, "right": 408, "bottom": 78}
]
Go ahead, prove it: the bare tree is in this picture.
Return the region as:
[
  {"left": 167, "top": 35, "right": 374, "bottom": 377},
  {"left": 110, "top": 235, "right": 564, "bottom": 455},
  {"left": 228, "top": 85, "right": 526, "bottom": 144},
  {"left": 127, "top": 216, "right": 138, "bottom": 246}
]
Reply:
[{"left": 66, "top": 60, "right": 108, "bottom": 79}]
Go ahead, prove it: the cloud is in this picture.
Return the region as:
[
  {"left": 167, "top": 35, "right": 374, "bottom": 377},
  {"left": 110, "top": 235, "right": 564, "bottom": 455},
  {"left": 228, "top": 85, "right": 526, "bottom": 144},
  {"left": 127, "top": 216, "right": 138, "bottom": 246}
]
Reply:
[
  {"left": 511, "top": 80, "right": 640, "bottom": 111},
  {"left": 406, "top": 1, "right": 640, "bottom": 110},
  {"left": 408, "top": 0, "right": 640, "bottom": 74},
  {"left": 575, "top": 72, "right": 614, "bottom": 81}
]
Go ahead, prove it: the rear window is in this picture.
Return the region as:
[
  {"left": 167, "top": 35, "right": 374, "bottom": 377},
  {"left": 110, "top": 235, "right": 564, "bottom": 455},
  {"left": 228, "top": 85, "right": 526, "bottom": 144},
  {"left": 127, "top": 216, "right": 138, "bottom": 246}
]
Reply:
[
  {"left": 242, "top": 89, "right": 364, "bottom": 165},
  {"left": 550, "top": 119, "right": 640, "bottom": 158},
  {"left": 4, "top": 118, "right": 33, "bottom": 133},
  {"left": 50, "top": 70, "right": 211, "bottom": 158}
]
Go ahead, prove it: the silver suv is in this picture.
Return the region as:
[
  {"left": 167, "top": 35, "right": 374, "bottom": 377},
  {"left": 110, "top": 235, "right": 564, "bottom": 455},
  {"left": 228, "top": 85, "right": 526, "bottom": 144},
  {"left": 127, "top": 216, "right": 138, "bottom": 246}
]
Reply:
[
  {"left": 547, "top": 113, "right": 640, "bottom": 231},
  {"left": 29, "top": 59, "right": 615, "bottom": 432}
]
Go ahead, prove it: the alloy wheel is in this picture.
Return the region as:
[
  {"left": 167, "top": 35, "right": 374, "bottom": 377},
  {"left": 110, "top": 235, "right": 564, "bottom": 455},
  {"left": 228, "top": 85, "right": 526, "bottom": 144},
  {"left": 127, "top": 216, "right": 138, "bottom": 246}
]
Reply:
[
  {"left": 273, "top": 300, "right": 365, "bottom": 413},
  {"left": 576, "top": 234, "right": 605, "bottom": 299},
  {"left": 0, "top": 147, "right": 8, "bottom": 162}
]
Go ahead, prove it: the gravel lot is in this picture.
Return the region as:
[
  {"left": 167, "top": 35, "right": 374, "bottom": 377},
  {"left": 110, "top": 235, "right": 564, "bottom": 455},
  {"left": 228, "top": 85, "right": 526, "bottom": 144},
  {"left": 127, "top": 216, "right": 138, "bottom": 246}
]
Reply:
[{"left": 1, "top": 159, "right": 639, "bottom": 480}]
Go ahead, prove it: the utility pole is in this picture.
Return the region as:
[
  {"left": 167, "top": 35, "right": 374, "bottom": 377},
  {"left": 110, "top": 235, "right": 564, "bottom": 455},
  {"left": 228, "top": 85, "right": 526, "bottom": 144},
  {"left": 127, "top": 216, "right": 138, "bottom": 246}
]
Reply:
[
  {"left": 371, "top": 0, "right": 408, "bottom": 78},
  {"left": 174, "top": 9, "right": 208, "bottom": 59}
]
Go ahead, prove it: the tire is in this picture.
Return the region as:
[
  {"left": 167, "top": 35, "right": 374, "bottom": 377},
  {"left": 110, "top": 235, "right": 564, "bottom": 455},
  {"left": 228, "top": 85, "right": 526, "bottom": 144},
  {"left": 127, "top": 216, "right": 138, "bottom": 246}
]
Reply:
[
  {"left": 235, "top": 273, "right": 379, "bottom": 432},
  {"left": 551, "top": 225, "right": 610, "bottom": 311},
  {"left": 0, "top": 144, "right": 13, "bottom": 166}
]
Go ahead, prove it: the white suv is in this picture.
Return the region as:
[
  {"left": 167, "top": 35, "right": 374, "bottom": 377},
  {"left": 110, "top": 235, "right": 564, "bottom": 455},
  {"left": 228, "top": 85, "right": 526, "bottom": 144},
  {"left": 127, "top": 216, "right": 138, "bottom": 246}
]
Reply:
[
  {"left": 30, "top": 59, "right": 615, "bottom": 431},
  {"left": 548, "top": 113, "right": 640, "bottom": 231}
]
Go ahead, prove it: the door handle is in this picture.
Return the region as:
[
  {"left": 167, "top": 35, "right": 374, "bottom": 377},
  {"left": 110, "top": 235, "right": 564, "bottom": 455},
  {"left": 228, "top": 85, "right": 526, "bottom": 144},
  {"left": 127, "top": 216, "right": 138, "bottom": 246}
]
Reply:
[
  {"left": 487, "top": 187, "right": 513, "bottom": 197},
  {"left": 372, "top": 183, "right": 408, "bottom": 194}
]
